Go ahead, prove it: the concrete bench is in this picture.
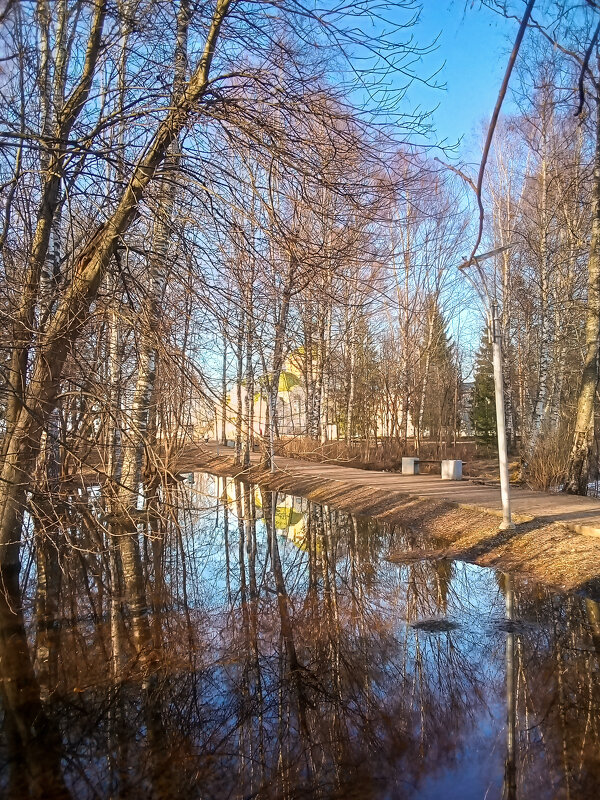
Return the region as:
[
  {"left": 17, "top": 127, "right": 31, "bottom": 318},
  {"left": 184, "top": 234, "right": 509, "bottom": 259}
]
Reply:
[
  {"left": 402, "top": 457, "right": 420, "bottom": 475},
  {"left": 441, "top": 459, "right": 462, "bottom": 480},
  {"left": 402, "top": 457, "right": 462, "bottom": 480}
]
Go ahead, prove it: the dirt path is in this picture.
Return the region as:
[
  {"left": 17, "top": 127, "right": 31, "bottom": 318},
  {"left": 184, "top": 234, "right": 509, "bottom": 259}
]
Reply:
[{"left": 181, "top": 442, "right": 600, "bottom": 596}]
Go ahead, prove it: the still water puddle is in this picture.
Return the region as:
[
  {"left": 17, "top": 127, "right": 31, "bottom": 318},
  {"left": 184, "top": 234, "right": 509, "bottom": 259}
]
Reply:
[{"left": 1, "top": 472, "right": 599, "bottom": 799}]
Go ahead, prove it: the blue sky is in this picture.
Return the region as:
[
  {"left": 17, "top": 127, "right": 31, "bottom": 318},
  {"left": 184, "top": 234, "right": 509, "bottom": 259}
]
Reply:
[
  {"left": 391, "top": 3, "right": 526, "bottom": 355},
  {"left": 409, "top": 1, "right": 520, "bottom": 153}
]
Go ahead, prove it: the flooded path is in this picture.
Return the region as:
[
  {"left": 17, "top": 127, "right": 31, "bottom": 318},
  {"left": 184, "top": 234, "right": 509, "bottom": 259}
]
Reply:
[
  {"left": 194, "top": 441, "right": 600, "bottom": 535},
  {"left": 187, "top": 445, "right": 600, "bottom": 593},
  {"left": 1, "top": 472, "right": 599, "bottom": 799}
]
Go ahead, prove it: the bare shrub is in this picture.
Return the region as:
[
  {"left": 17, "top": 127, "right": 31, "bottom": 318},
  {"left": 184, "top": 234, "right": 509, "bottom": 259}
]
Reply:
[{"left": 526, "top": 434, "right": 570, "bottom": 491}]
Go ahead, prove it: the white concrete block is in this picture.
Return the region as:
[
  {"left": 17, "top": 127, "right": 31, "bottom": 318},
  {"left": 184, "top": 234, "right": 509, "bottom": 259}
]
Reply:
[
  {"left": 402, "top": 457, "right": 420, "bottom": 475},
  {"left": 441, "top": 459, "right": 462, "bottom": 480}
]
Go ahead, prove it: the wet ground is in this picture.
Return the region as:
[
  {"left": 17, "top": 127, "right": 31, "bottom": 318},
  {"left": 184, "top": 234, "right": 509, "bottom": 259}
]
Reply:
[{"left": 1, "top": 471, "right": 599, "bottom": 799}]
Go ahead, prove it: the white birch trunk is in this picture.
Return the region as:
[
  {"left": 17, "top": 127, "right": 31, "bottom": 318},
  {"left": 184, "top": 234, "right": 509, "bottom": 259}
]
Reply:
[{"left": 267, "top": 259, "right": 294, "bottom": 471}]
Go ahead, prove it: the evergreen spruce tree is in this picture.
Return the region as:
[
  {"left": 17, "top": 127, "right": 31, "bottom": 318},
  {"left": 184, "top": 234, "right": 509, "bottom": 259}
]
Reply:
[
  {"left": 470, "top": 331, "right": 497, "bottom": 446},
  {"left": 420, "top": 299, "right": 460, "bottom": 440}
]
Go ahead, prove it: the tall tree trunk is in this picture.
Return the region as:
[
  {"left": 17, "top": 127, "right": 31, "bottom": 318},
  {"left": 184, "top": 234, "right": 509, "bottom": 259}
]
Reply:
[
  {"left": 119, "top": 0, "right": 190, "bottom": 506},
  {"left": 501, "top": 251, "right": 517, "bottom": 450},
  {"left": 0, "top": 0, "right": 233, "bottom": 569},
  {"left": 320, "top": 297, "right": 332, "bottom": 443},
  {"left": 312, "top": 306, "right": 325, "bottom": 438},
  {"left": 116, "top": 0, "right": 191, "bottom": 660},
  {"left": 303, "top": 308, "right": 314, "bottom": 436},
  {"left": 565, "top": 98, "right": 600, "bottom": 494},
  {"left": 345, "top": 315, "right": 356, "bottom": 445},
  {"left": 266, "top": 256, "right": 295, "bottom": 471},
  {"left": 417, "top": 309, "right": 435, "bottom": 447},
  {"left": 221, "top": 337, "right": 228, "bottom": 445},
  {"left": 244, "top": 298, "right": 255, "bottom": 468},
  {"left": 5, "top": 0, "right": 107, "bottom": 439},
  {"left": 33, "top": 504, "right": 62, "bottom": 700},
  {"left": 530, "top": 148, "right": 551, "bottom": 450},
  {"left": 235, "top": 315, "right": 245, "bottom": 465}
]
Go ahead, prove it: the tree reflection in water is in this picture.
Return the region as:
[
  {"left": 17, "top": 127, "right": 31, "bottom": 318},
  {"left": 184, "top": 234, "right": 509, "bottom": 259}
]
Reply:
[{"left": 0, "top": 472, "right": 599, "bottom": 799}]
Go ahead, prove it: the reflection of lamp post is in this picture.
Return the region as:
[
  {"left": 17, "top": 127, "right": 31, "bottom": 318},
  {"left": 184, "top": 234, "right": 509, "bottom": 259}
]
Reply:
[
  {"left": 458, "top": 246, "right": 515, "bottom": 530},
  {"left": 503, "top": 573, "right": 517, "bottom": 800}
]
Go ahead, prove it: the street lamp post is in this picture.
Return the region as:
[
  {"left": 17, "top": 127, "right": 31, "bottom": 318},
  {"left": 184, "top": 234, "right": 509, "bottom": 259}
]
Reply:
[
  {"left": 490, "top": 302, "right": 515, "bottom": 530},
  {"left": 458, "top": 245, "right": 515, "bottom": 531}
]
